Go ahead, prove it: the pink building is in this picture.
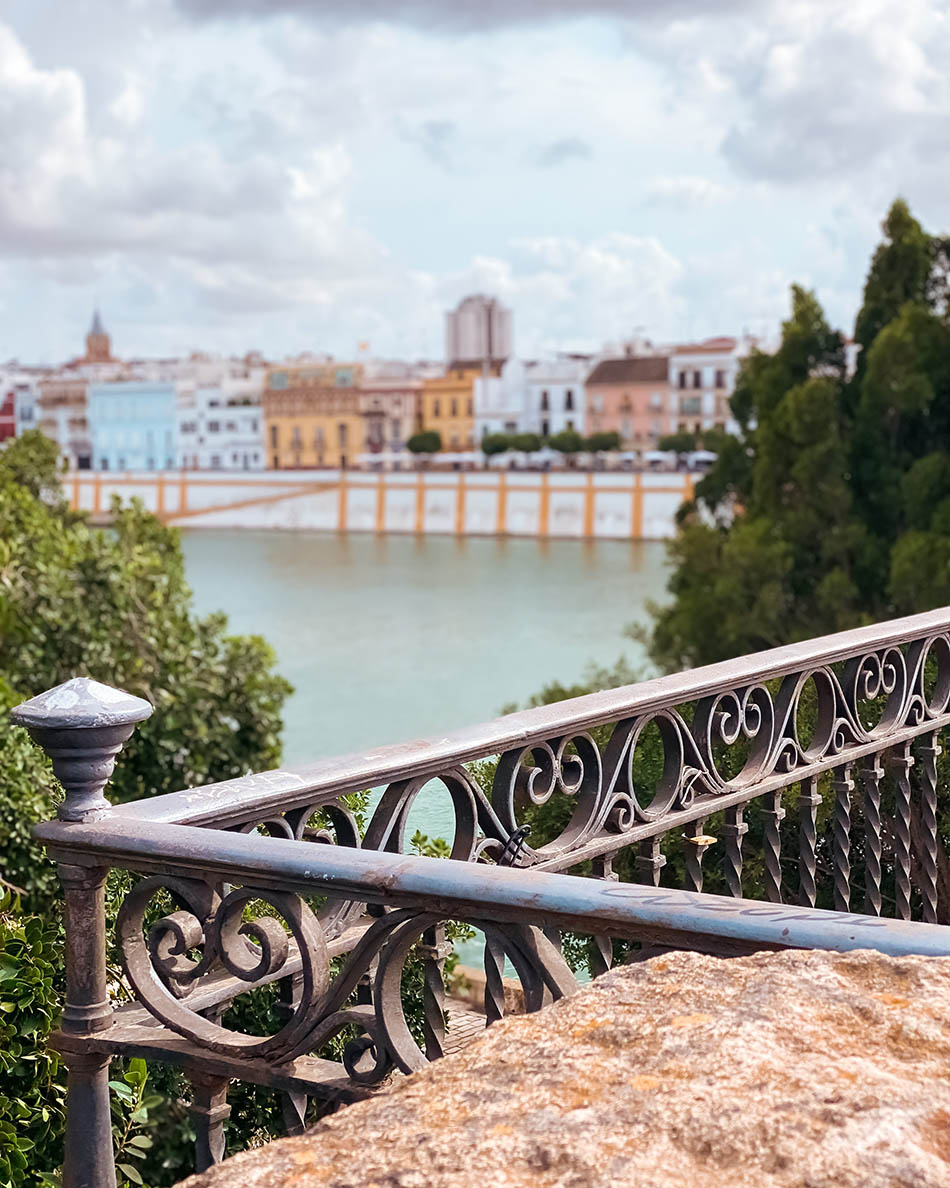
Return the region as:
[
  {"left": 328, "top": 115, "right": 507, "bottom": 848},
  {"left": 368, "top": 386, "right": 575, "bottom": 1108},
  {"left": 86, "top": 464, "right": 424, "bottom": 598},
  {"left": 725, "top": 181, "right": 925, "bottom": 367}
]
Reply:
[{"left": 584, "top": 356, "right": 672, "bottom": 451}]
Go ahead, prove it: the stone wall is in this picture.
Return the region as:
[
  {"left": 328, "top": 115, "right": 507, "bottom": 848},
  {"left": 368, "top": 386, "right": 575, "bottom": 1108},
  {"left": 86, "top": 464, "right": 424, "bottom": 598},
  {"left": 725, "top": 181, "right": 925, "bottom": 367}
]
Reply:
[
  {"left": 181, "top": 948, "right": 950, "bottom": 1188},
  {"left": 66, "top": 469, "right": 695, "bottom": 539}
]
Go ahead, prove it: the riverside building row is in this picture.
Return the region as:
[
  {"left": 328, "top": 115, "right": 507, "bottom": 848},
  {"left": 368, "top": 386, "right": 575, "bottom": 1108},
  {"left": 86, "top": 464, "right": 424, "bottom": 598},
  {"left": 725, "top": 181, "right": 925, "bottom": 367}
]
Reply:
[{"left": 6, "top": 303, "right": 755, "bottom": 471}]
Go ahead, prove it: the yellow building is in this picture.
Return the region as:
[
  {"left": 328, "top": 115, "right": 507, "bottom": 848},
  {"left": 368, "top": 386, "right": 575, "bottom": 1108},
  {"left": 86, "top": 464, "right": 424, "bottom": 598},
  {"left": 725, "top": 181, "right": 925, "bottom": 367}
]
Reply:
[
  {"left": 264, "top": 362, "right": 364, "bottom": 469},
  {"left": 419, "top": 366, "right": 483, "bottom": 452}
]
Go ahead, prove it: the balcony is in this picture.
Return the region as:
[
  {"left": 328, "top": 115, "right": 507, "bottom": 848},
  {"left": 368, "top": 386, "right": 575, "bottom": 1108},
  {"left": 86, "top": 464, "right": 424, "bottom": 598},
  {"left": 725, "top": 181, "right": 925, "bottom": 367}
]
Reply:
[{"left": 15, "top": 606, "right": 950, "bottom": 1185}]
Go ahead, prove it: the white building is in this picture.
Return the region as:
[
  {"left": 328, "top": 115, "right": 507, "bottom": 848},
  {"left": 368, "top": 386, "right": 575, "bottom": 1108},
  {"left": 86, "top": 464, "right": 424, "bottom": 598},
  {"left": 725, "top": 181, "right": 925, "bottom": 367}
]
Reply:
[
  {"left": 176, "top": 361, "right": 267, "bottom": 470},
  {"left": 474, "top": 358, "right": 528, "bottom": 440},
  {"left": 524, "top": 356, "right": 591, "bottom": 439},
  {"left": 669, "top": 337, "right": 753, "bottom": 435},
  {"left": 445, "top": 295, "right": 513, "bottom": 367}
]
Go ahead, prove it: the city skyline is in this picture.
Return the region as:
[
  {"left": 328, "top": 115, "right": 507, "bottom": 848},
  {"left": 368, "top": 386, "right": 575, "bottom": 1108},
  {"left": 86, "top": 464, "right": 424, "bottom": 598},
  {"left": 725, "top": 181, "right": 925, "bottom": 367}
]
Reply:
[{"left": 3, "top": 1, "right": 948, "bottom": 364}]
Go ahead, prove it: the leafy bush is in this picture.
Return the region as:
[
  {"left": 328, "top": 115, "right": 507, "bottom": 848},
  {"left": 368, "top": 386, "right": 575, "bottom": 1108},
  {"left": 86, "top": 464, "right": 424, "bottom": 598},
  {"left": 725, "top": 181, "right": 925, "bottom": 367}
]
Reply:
[
  {"left": 0, "top": 900, "right": 65, "bottom": 1188},
  {"left": 0, "top": 434, "right": 293, "bottom": 1185},
  {"left": 406, "top": 430, "right": 442, "bottom": 454}
]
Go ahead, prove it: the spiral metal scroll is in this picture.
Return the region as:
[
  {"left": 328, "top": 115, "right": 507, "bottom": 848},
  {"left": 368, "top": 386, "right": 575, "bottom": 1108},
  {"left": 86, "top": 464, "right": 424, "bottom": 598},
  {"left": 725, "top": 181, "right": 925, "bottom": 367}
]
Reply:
[
  {"left": 483, "top": 631, "right": 950, "bottom": 860},
  {"left": 212, "top": 631, "right": 950, "bottom": 885},
  {"left": 118, "top": 875, "right": 578, "bottom": 1083}
]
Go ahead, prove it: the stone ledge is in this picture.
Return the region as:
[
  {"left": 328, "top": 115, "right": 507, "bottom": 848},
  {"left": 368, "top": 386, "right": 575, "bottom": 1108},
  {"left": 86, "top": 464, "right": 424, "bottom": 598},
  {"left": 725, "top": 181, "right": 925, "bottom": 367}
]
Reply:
[{"left": 181, "top": 948, "right": 950, "bottom": 1188}]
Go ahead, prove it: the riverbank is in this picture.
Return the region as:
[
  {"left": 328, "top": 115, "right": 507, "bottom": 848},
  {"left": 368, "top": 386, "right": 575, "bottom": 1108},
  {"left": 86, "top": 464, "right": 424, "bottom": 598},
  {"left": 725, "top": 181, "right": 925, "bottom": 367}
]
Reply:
[{"left": 71, "top": 468, "right": 695, "bottom": 540}]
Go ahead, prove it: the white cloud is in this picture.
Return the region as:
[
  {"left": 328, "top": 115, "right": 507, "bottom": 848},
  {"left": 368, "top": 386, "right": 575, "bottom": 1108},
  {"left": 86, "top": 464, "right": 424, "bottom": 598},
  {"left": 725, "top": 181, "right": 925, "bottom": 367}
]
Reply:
[
  {"left": 644, "top": 176, "right": 734, "bottom": 208},
  {"left": 1, "top": 0, "right": 950, "bottom": 364}
]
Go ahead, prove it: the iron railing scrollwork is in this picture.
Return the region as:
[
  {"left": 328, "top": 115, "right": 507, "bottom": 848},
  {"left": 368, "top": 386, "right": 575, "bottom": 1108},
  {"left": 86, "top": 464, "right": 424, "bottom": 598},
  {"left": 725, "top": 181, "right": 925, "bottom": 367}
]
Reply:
[{"left": 13, "top": 607, "right": 950, "bottom": 1188}]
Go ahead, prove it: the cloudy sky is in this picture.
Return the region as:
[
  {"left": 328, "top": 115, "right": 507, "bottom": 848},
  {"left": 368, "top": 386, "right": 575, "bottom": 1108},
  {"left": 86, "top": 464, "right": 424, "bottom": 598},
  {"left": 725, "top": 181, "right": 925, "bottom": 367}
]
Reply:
[{"left": 3, "top": 0, "right": 948, "bottom": 363}]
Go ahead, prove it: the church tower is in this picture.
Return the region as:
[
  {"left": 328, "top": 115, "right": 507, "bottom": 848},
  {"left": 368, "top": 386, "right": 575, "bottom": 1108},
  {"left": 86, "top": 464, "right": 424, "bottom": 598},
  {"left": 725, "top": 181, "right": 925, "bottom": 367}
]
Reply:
[{"left": 85, "top": 309, "right": 112, "bottom": 363}]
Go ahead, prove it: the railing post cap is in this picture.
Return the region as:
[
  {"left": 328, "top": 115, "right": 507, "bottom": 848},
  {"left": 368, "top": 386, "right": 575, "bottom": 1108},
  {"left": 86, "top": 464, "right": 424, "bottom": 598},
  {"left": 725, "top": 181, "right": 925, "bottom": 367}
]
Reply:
[{"left": 11, "top": 677, "right": 153, "bottom": 732}]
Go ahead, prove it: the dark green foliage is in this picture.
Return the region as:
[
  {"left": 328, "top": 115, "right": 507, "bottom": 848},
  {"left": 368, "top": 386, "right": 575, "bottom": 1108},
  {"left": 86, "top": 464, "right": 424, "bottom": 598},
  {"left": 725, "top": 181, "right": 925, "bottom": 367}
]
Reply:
[
  {"left": 480, "top": 433, "right": 510, "bottom": 456},
  {"left": 0, "top": 438, "right": 293, "bottom": 1186},
  {"left": 657, "top": 432, "right": 697, "bottom": 453},
  {"left": 406, "top": 430, "right": 442, "bottom": 454},
  {"left": 0, "top": 681, "right": 61, "bottom": 914},
  {"left": 547, "top": 430, "right": 584, "bottom": 455},
  {"left": 646, "top": 201, "right": 950, "bottom": 672},
  {"left": 0, "top": 901, "right": 65, "bottom": 1188},
  {"left": 479, "top": 432, "right": 544, "bottom": 455},
  {"left": 583, "top": 431, "right": 621, "bottom": 452}
]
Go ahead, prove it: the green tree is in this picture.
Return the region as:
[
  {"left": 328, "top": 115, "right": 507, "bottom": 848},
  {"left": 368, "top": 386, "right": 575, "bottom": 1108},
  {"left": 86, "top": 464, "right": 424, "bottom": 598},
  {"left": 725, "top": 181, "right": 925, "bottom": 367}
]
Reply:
[
  {"left": 584, "top": 431, "right": 622, "bottom": 452},
  {"left": 657, "top": 431, "right": 697, "bottom": 454},
  {"left": 641, "top": 199, "right": 950, "bottom": 672},
  {"left": 547, "top": 429, "right": 584, "bottom": 462},
  {"left": 407, "top": 430, "right": 442, "bottom": 455},
  {"left": 480, "top": 433, "right": 510, "bottom": 457},
  {"left": 511, "top": 432, "right": 542, "bottom": 453},
  {"left": 0, "top": 435, "right": 293, "bottom": 1186},
  {"left": 0, "top": 451, "right": 292, "bottom": 803}
]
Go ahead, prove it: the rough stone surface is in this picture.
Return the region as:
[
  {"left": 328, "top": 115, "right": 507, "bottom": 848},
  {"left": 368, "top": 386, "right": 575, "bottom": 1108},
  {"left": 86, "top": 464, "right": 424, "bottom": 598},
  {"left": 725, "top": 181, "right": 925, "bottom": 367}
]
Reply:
[{"left": 182, "top": 949, "right": 950, "bottom": 1188}]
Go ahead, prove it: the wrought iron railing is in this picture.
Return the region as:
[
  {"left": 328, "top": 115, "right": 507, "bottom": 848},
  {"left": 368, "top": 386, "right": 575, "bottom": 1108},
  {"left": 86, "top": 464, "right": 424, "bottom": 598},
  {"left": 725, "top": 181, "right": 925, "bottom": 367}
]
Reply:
[{"left": 16, "top": 606, "right": 950, "bottom": 1188}]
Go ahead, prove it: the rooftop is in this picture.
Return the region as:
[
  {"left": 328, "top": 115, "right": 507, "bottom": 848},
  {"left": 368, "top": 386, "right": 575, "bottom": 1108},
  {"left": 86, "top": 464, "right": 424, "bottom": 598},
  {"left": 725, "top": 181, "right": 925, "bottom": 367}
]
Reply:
[{"left": 586, "top": 356, "right": 669, "bottom": 385}]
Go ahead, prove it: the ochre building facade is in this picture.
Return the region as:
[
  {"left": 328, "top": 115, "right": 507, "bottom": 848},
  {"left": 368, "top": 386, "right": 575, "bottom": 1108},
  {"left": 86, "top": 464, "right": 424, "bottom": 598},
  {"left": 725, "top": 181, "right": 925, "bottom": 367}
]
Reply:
[{"left": 264, "top": 363, "right": 364, "bottom": 469}]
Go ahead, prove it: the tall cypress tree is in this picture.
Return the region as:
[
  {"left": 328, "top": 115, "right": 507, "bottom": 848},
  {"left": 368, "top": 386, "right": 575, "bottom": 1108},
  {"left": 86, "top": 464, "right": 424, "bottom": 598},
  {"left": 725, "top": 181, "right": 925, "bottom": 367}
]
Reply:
[{"left": 647, "top": 199, "right": 950, "bottom": 671}]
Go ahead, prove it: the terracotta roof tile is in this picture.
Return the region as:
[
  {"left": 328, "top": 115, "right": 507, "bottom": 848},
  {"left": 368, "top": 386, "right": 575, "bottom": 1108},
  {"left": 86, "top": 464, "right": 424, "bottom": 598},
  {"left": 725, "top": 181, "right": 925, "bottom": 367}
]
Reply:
[{"left": 586, "top": 356, "right": 669, "bottom": 385}]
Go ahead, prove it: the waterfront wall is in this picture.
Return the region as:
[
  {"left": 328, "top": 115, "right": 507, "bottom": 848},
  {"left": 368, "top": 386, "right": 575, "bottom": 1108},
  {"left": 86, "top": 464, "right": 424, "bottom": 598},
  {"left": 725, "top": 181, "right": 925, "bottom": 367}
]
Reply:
[{"left": 68, "top": 468, "right": 695, "bottom": 540}]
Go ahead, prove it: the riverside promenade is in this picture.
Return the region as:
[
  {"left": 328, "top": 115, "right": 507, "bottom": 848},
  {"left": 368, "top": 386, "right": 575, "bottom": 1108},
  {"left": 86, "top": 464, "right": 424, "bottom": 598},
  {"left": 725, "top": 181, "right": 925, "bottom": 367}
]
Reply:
[{"left": 68, "top": 468, "right": 696, "bottom": 540}]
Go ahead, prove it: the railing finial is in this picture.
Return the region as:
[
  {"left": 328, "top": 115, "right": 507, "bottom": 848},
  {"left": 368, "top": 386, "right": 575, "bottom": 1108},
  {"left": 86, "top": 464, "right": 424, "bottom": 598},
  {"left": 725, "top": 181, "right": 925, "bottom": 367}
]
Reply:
[{"left": 11, "top": 676, "right": 152, "bottom": 822}]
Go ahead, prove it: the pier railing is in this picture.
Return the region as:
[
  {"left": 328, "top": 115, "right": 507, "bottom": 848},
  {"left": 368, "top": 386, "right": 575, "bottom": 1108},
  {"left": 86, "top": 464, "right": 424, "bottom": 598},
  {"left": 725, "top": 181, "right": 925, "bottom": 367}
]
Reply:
[{"left": 17, "top": 606, "right": 950, "bottom": 1187}]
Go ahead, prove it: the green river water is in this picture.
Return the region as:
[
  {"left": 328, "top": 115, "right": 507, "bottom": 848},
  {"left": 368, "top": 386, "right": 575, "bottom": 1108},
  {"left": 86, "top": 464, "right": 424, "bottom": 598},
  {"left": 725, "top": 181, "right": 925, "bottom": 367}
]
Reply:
[{"left": 180, "top": 529, "right": 668, "bottom": 853}]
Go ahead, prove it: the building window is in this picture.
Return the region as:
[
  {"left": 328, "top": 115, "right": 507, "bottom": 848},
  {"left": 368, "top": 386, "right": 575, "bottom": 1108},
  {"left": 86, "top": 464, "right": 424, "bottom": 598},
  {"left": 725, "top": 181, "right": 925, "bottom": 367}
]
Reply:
[
  {"left": 433, "top": 398, "right": 440, "bottom": 417},
  {"left": 291, "top": 425, "right": 302, "bottom": 449},
  {"left": 272, "top": 453, "right": 279, "bottom": 468},
  {"left": 466, "top": 398, "right": 473, "bottom": 416},
  {"left": 680, "top": 396, "right": 702, "bottom": 416},
  {"left": 540, "top": 390, "right": 549, "bottom": 411},
  {"left": 211, "top": 454, "right": 221, "bottom": 468},
  {"left": 678, "top": 371, "right": 687, "bottom": 389},
  {"left": 450, "top": 398, "right": 458, "bottom": 417},
  {"left": 715, "top": 369, "right": 727, "bottom": 389},
  {"left": 564, "top": 389, "right": 574, "bottom": 411},
  {"left": 692, "top": 370, "right": 702, "bottom": 389},
  {"left": 338, "top": 422, "right": 347, "bottom": 447},
  {"left": 650, "top": 391, "right": 663, "bottom": 409},
  {"left": 270, "top": 425, "right": 278, "bottom": 447},
  {"left": 541, "top": 418, "right": 549, "bottom": 436},
  {"left": 207, "top": 420, "right": 220, "bottom": 433},
  {"left": 566, "top": 419, "right": 574, "bottom": 431}
]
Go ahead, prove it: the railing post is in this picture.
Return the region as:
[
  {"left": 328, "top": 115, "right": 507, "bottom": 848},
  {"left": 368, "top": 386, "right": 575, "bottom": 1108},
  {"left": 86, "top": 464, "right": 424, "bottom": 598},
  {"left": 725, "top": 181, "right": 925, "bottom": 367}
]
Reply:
[{"left": 12, "top": 677, "right": 152, "bottom": 1188}]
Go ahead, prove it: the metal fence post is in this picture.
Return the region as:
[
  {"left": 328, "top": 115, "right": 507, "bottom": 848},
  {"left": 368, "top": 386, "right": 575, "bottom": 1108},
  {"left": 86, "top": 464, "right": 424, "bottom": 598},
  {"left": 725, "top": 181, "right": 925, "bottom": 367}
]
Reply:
[{"left": 12, "top": 677, "right": 152, "bottom": 1188}]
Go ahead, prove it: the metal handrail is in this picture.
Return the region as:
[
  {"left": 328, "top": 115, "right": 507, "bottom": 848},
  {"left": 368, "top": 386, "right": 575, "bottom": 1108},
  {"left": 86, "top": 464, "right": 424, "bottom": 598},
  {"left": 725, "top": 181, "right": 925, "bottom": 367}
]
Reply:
[
  {"left": 34, "top": 813, "right": 950, "bottom": 959},
  {"left": 105, "top": 606, "right": 950, "bottom": 827}
]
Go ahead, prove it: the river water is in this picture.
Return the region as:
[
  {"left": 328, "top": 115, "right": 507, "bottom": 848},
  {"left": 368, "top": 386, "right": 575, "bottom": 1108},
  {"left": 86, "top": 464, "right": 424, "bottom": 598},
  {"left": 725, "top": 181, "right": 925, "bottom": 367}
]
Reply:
[
  {"left": 180, "top": 529, "right": 667, "bottom": 863},
  {"left": 180, "top": 530, "right": 668, "bottom": 964}
]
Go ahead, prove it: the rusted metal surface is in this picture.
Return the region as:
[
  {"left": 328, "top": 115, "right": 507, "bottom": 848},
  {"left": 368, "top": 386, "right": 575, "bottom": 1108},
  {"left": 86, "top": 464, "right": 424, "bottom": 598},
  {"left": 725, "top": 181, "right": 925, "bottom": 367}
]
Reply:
[{"left": 13, "top": 606, "right": 950, "bottom": 1187}]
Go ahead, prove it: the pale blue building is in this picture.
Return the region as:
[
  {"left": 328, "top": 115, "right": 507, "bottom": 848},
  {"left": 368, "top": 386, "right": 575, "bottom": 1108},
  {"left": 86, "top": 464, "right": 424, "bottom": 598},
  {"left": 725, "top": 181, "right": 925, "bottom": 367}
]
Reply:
[{"left": 88, "top": 381, "right": 178, "bottom": 471}]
